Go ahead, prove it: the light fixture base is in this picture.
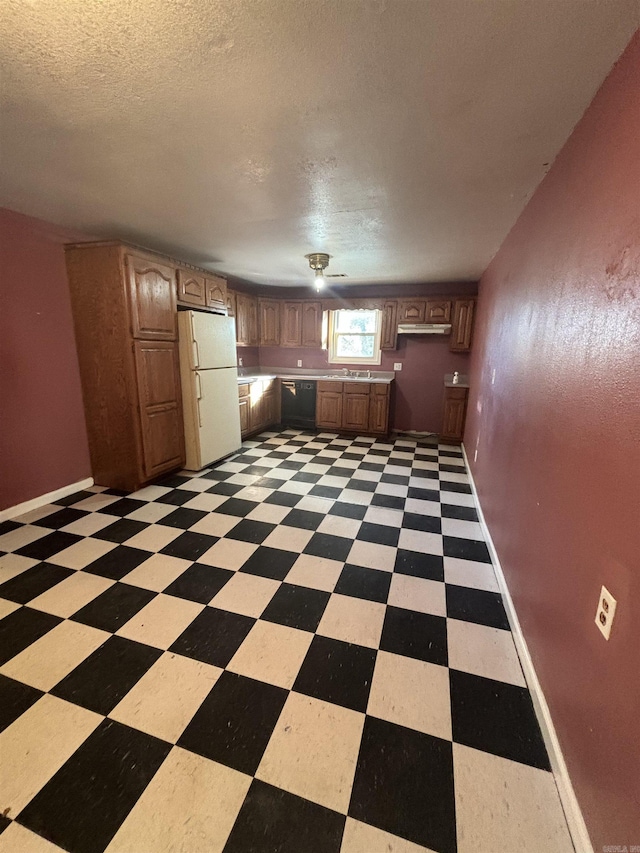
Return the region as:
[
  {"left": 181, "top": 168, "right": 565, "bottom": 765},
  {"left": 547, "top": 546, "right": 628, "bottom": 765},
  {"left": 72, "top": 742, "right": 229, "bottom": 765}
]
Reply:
[{"left": 305, "top": 252, "right": 330, "bottom": 273}]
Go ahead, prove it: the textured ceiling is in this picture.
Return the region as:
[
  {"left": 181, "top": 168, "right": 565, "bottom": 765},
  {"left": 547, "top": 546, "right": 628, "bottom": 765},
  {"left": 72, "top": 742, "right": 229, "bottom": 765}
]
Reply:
[{"left": 0, "top": 1, "right": 637, "bottom": 287}]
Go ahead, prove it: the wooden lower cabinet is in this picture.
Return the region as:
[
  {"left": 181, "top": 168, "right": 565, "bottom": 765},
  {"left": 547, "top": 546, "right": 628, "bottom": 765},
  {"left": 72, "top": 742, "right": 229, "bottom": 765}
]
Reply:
[
  {"left": 239, "top": 379, "right": 280, "bottom": 437},
  {"left": 441, "top": 386, "right": 468, "bottom": 443},
  {"left": 317, "top": 381, "right": 390, "bottom": 435}
]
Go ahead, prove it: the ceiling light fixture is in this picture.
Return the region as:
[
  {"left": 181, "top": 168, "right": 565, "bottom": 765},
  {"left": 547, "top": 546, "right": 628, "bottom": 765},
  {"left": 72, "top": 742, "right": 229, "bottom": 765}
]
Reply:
[{"left": 305, "top": 252, "right": 330, "bottom": 291}]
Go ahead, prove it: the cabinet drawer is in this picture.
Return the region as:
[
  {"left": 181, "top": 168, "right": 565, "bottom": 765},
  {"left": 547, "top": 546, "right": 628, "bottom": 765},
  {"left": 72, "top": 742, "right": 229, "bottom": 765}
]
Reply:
[
  {"left": 318, "top": 380, "right": 343, "bottom": 392},
  {"left": 347, "top": 382, "right": 371, "bottom": 395},
  {"left": 446, "top": 387, "right": 467, "bottom": 400},
  {"left": 372, "top": 383, "right": 389, "bottom": 396},
  {"left": 238, "top": 383, "right": 250, "bottom": 398}
]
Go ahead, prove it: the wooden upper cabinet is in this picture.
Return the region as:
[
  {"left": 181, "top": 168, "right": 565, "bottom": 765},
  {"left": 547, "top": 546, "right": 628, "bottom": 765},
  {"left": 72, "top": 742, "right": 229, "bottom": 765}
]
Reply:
[
  {"left": 126, "top": 253, "right": 177, "bottom": 340},
  {"left": 281, "top": 301, "right": 302, "bottom": 347},
  {"left": 226, "top": 289, "right": 236, "bottom": 317},
  {"left": 450, "top": 299, "right": 476, "bottom": 351},
  {"left": 381, "top": 301, "right": 398, "bottom": 350},
  {"left": 398, "top": 300, "right": 425, "bottom": 324},
  {"left": 425, "top": 300, "right": 451, "bottom": 324},
  {"left": 177, "top": 269, "right": 206, "bottom": 307},
  {"left": 302, "top": 301, "right": 322, "bottom": 347},
  {"left": 205, "top": 274, "right": 227, "bottom": 311},
  {"left": 259, "top": 298, "right": 280, "bottom": 347},
  {"left": 235, "top": 293, "right": 258, "bottom": 346}
]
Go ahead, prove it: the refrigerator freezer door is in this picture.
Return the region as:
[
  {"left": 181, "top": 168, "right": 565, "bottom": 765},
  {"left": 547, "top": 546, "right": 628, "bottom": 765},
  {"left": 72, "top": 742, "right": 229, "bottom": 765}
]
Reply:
[
  {"left": 181, "top": 310, "right": 237, "bottom": 370},
  {"left": 184, "top": 367, "right": 241, "bottom": 470}
]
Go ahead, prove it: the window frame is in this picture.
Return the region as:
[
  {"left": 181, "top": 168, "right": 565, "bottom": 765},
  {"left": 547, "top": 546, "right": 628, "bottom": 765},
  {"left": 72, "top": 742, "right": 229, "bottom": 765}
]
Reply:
[{"left": 327, "top": 308, "right": 382, "bottom": 365}]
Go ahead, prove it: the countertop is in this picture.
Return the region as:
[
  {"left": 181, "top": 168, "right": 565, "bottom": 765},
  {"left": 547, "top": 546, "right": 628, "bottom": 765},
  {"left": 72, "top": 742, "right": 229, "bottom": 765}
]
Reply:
[
  {"left": 237, "top": 368, "right": 395, "bottom": 385},
  {"left": 444, "top": 373, "right": 470, "bottom": 388}
]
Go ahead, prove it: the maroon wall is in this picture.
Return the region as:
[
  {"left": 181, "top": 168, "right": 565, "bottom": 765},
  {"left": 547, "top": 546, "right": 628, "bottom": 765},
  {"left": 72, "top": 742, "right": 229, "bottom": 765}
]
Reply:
[
  {"left": 259, "top": 340, "right": 470, "bottom": 433},
  {"left": 465, "top": 33, "right": 640, "bottom": 849},
  {"left": 0, "top": 209, "right": 92, "bottom": 511}
]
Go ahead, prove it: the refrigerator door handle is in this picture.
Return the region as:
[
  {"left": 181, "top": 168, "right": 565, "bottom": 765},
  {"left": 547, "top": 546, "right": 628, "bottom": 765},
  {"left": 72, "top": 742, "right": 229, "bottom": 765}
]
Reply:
[
  {"left": 190, "top": 314, "right": 200, "bottom": 368},
  {"left": 195, "top": 372, "right": 203, "bottom": 427}
]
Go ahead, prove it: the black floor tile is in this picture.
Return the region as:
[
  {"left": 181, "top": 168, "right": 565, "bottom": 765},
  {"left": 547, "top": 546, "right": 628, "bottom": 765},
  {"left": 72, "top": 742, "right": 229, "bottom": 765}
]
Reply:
[
  {"left": 154, "top": 489, "right": 195, "bottom": 506},
  {"left": 72, "top": 583, "right": 156, "bottom": 632},
  {"left": 335, "top": 564, "right": 391, "bottom": 604},
  {"left": 328, "top": 502, "right": 367, "bottom": 521},
  {"left": 261, "top": 583, "right": 329, "bottom": 632},
  {"left": 441, "top": 503, "right": 479, "bottom": 521},
  {"left": 370, "top": 493, "right": 405, "bottom": 510},
  {"left": 17, "top": 719, "right": 171, "bottom": 853},
  {"left": 0, "top": 674, "right": 43, "bottom": 733},
  {"left": 446, "top": 584, "right": 510, "bottom": 630},
  {"left": 394, "top": 549, "right": 444, "bottom": 581},
  {"left": 224, "top": 519, "right": 276, "bottom": 544},
  {"left": 159, "top": 507, "right": 208, "bottom": 529},
  {"left": 356, "top": 521, "right": 399, "bottom": 547},
  {"left": 238, "top": 547, "right": 298, "bottom": 581},
  {"left": 93, "top": 519, "right": 148, "bottom": 543},
  {"left": 178, "top": 671, "right": 287, "bottom": 775},
  {"left": 440, "top": 463, "right": 465, "bottom": 473},
  {"left": 327, "top": 466, "right": 354, "bottom": 479},
  {"left": 159, "top": 531, "right": 218, "bottom": 561},
  {"left": 0, "top": 814, "right": 10, "bottom": 835},
  {"left": 223, "top": 779, "right": 345, "bottom": 853},
  {"left": 407, "top": 486, "right": 440, "bottom": 502},
  {"left": 450, "top": 669, "right": 550, "bottom": 770},
  {"left": 264, "top": 491, "right": 302, "bottom": 507},
  {"left": 165, "top": 563, "right": 233, "bottom": 604},
  {"left": 0, "top": 562, "right": 73, "bottom": 604},
  {"left": 303, "top": 532, "right": 352, "bottom": 562},
  {"left": 53, "top": 490, "right": 95, "bottom": 507},
  {"left": 0, "top": 607, "right": 61, "bottom": 666},
  {"left": 0, "top": 520, "right": 21, "bottom": 536},
  {"left": 82, "top": 545, "right": 151, "bottom": 580},
  {"left": 347, "top": 478, "right": 377, "bottom": 493},
  {"left": 243, "top": 465, "right": 272, "bottom": 477},
  {"left": 51, "top": 636, "right": 162, "bottom": 714},
  {"left": 380, "top": 606, "right": 448, "bottom": 666},
  {"left": 291, "top": 471, "right": 322, "bottom": 483},
  {"left": 349, "top": 716, "right": 456, "bottom": 853},
  {"left": 33, "top": 507, "right": 89, "bottom": 529},
  {"left": 293, "top": 635, "right": 376, "bottom": 713},
  {"left": 443, "top": 535, "right": 491, "bottom": 563},
  {"left": 358, "top": 461, "right": 385, "bottom": 472},
  {"left": 281, "top": 509, "right": 324, "bottom": 530},
  {"left": 96, "top": 498, "right": 146, "bottom": 517},
  {"left": 201, "top": 469, "right": 232, "bottom": 481},
  {"left": 439, "top": 481, "right": 472, "bottom": 495},
  {"left": 170, "top": 607, "right": 255, "bottom": 667},
  {"left": 380, "top": 473, "right": 409, "bottom": 486},
  {"left": 157, "top": 473, "right": 192, "bottom": 487},
  {"left": 402, "top": 512, "right": 442, "bottom": 534},
  {"left": 206, "top": 482, "right": 245, "bottom": 496},
  {"left": 309, "top": 485, "right": 341, "bottom": 500},
  {"left": 410, "top": 469, "right": 439, "bottom": 481},
  {"left": 16, "top": 531, "right": 82, "bottom": 561},
  {"left": 216, "top": 498, "right": 260, "bottom": 517}
]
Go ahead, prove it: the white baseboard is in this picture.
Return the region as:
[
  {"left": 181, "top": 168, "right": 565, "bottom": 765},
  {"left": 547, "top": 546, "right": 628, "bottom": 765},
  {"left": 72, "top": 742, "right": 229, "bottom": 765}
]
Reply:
[
  {"left": 461, "top": 444, "right": 593, "bottom": 853},
  {"left": 0, "top": 478, "right": 94, "bottom": 522}
]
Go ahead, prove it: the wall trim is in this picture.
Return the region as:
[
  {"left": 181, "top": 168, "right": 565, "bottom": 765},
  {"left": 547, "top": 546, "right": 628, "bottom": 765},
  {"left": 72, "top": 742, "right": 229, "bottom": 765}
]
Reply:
[
  {"left": 461, "top": 444, "right": 593, "bottom": 853},
  {"left": 0, "top": 478, "right": 94, "bottom": 522}
]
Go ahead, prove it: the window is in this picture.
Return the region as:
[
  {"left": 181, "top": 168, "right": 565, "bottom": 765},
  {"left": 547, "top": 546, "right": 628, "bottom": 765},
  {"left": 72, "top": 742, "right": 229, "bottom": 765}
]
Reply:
[{"left": 327, "top": 309, "right": 382, "bottom": 365}]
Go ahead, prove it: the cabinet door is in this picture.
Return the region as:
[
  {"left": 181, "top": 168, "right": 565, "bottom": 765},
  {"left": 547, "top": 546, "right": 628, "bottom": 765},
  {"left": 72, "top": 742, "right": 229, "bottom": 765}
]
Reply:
[
  {"left": 316, "top": 391, "right": 343, "bottom": 429},
  {"left": 134, "top": 341, "right": 185, "bottom": 478},
  {"left": 177, "top": 269, "right": 206, "bottom": 307},
  {"left": 450, "top": 299, "right": 476, "bottom": 351},
  {"left": 259, "top": 299, "right": 280, "bottom": 347},
  {"left": 248, "top": 296, "right": 259, "bottom": 346},
  {"left": 249, "top": 381, "right": 265, "bottom": 430},
  {"left": 127, "top": 254, "right": 177, "bottom": 341},
  {"left": 343, "top": 392, "right": 370, "bottom": 432},
  {"left": 263, "top": 390, "right": 276, "bottom": 427},
  {"left": 226, "top": 289, "right": 237, "bottom": 317},
  {"left": 441, "top": 388, "right": 468, "bottom": 441},
  {"left": 302, "top": 301, "right": 322, "bottom": 347},
  {"left": 239, "top": 398, "right": 249, "bottom": 435},
  {"left": 398, "top": 300, "right": 425, "bottom": 324},
  {"left": 281, "top": 301, "right": 302, "bottom": 347},
  {"left": 425, "top": 300, "right": 451, "bottom": 324},
  {"left": 235, "top": 293, "right": 253, "bottom": 346},
  {"left": 205, "top": 275, "right": 227, "bottom": 310},
  {"left": 369, "top": 386, "right": 390, "bottom": 433},
  {"left": 381, "top": 301, "right": 398, "bottom": 350}
]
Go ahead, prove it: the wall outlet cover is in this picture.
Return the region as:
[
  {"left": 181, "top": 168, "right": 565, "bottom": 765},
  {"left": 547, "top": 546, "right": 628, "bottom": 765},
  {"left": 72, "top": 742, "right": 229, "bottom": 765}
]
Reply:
[
  {"left": 595, "top": 584, "right": 617, "bottom": 640},
  {"left": 297, "top": 360, "right": 302, "bottom": 367},
  {"left": 393, "top": 363, "right": 402, "bottom": 371},
  {"left": 238, "top": 357, "right": 243, "bottom": 367}
]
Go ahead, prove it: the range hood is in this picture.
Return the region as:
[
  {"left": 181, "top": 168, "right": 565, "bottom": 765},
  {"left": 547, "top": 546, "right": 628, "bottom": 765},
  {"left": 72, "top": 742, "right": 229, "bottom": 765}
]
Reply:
[{"left": 397, "top": 323, "right": 452, "bottom": 335}]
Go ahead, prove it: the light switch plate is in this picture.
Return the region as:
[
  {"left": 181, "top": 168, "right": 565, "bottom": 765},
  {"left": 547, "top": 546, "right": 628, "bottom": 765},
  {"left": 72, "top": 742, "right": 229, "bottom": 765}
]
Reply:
[
  {"left": 238, "top": 357, "right": 243, "bottom": 367},
  {"left": 297, "top": 360, "right": 302, "bottom": 367},
  {"left": 393, "top": 363, "right": 402, "bottom": 371}
]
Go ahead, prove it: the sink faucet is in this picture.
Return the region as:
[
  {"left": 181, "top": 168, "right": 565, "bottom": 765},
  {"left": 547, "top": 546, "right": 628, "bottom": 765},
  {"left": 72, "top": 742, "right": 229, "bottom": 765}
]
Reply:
[{"left": 342, "top": 368, "right": 350, "bottom": 377}]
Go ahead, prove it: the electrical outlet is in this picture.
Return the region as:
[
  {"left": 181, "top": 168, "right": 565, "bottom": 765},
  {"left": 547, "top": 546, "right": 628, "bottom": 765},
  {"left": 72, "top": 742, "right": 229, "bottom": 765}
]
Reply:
[
  {"left": 491, "top": 368, "right": 496, "bottom": 385},
  {"left": 595, "top": 585, "right": 617, "bottom": 640},
  {"left": 297, "top": 360, "right": 302, "bottom": 367},
  {"left": 238, "top": 357, "right": 243, "bottom": 367},
  {"left": 393, "top": 363, "right": 402, "bottom": 371}
]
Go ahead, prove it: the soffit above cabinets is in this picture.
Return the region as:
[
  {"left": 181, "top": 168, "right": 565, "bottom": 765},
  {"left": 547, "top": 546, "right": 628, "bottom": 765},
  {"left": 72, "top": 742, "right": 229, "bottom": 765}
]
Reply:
[{"left": 0, "top": 1, "right": 637, "bottom": 287}]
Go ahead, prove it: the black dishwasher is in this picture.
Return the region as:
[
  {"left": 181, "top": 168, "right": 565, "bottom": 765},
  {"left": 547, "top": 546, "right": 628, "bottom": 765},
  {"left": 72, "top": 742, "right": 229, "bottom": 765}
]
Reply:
[{"left": 281, "top": 380, "right": 317, "bottom": 428}]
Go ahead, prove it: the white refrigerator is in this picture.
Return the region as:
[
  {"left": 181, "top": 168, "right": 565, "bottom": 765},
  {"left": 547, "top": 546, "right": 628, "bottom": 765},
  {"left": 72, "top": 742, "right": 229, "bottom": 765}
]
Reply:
[{"left": 178, "top": 310, "right": 242, "bottom": 471}]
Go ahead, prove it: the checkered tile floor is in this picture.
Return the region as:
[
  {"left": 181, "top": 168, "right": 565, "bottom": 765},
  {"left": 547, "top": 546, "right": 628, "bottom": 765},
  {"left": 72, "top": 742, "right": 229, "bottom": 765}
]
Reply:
[{"left": 0, "top": 429, "right": 573, "bottom": 853}]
